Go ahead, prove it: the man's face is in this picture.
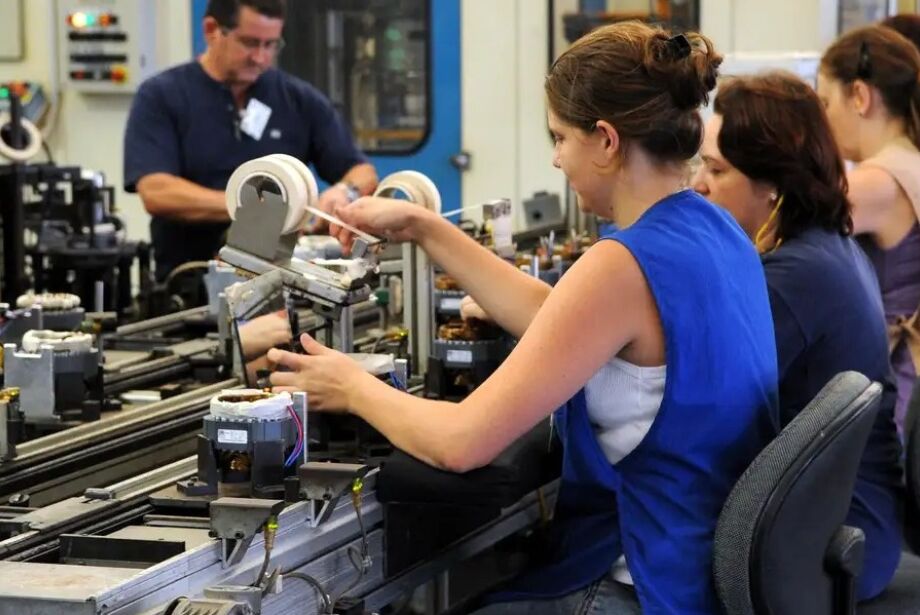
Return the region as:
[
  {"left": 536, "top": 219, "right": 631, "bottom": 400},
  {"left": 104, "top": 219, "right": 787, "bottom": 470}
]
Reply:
[{"left": 206, "top": 5, "right": 284, "bottom": 87}]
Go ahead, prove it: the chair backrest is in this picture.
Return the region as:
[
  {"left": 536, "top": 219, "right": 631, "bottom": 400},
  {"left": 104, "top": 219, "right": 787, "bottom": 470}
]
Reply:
[
  {"left": 904, "top": 379, "right": 920, "bottom": 553},
  {"left": 713, "top": 372, "right": 883, "bottom": 615}
]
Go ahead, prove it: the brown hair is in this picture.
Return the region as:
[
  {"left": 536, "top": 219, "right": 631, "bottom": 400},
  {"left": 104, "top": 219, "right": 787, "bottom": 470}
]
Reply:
[
  {"left": 882, "top": 14, "right": 920, "bottom": 52},
  {"left": 714, "top": 72, "right": 853, "bottom": 240},
  {"left": 821, "top": 24, "right": 920, "bottom": 148},
  {"left": 545, "top": 21, "right": 722, "bottom": 164},
  {"left": 206, "top": 0, "right": 286, "bottom": 29}
]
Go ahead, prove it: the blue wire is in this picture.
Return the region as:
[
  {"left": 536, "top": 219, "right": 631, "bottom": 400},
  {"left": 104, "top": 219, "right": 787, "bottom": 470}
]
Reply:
[{"left": 389, "top": 372, "right": 405, "bottom": 391}]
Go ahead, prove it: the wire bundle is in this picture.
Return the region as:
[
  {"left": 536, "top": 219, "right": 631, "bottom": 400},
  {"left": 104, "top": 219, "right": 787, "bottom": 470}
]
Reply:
[
  {"left": 388, "top": 371, "right": 406, "bottom": 391},
  {"left": 284, "top": 405, "right": 304, "bottom": 467}
]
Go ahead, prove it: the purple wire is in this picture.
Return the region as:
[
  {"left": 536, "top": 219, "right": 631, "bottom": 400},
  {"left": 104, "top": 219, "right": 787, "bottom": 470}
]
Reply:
[{"left": 284, "top": 405, "right": 304, "bottom": 467}]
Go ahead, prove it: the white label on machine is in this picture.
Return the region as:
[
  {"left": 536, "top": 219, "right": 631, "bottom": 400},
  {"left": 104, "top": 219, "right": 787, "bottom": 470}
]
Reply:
[
  {"left": 492, "top": 209, "right": 514, "bottom": 256},
  {"left": 446, "top": 349, "right": 473, "bottom": 364},
  {"left": 218, "top": 429, "right": 249, "bottom": 445},
  {"left": 440, "top": 297, "right": 462, "bottom": 311}
]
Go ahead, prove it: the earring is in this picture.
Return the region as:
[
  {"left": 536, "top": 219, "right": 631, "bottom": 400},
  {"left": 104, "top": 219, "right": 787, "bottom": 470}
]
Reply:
[{"left": 768, "top": 193, "right": 778, "bottom": 203}]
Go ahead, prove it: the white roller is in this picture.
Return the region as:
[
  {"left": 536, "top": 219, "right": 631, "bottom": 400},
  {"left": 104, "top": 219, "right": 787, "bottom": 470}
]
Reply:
[
  {"left": 16, "top": 291, "right": 81, "bottom": 311},
  {"left": 0, "top": 113, "right": 42, "bottom": 163},
  {"left": 374, "top": 170, "right": 442, "bottom": 213},
  {"left": 209, "top": 389, "right": 292, "bottom": 420},
  {"left": 272, "top": 153, "right": 319, "bottom": 228},
  {"left": 21, "top": 330, "right": 93, "bottom": 353},
  {"left": 225, "top": 155, "right": 314, "bottom": 235}
]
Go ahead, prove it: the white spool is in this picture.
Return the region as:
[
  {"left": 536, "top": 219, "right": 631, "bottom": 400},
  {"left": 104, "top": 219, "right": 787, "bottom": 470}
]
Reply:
[
  {"left": 209, "top": 389, "right": 292, "bottom": 420},
  {"left": 16, "top": 291, "right": 81, "bottom": 311},
  {"left": 272, "top": 153, "right": 319, "bottom": 227},
  {"left": 21, "top": 330, "right": 93, "bottom": 353},
  {"left": 0, "top": 113, "right": 42, "bottom": 163},
  {"left": 225, "top": 155, "right": 318, "bottom": 235},
  {"left": 373, "top": 170, "right": 442, "bottom": 213}
]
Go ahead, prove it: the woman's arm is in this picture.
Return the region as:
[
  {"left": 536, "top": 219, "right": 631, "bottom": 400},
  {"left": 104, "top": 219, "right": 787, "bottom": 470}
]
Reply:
[
  {"left": 336, "top": 198, "right": 552, "bottom": 338},
  {"left": 847, "top": 165, "right": 902, "bottom": 235},
  {"left": 270, "top": 240, "right": 651, "bottom": 472}
]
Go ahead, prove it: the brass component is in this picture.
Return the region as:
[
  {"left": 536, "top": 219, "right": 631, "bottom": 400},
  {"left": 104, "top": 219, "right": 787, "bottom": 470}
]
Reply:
[
  {"left": 217, "top": 392, "right": 273, "bottom": 403},
  {"left": 228, "top": 453, "right": 251, "bottom": 472}
]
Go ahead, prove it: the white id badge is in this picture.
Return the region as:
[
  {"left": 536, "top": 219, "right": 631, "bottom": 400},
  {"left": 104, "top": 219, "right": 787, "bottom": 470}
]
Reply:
[{"left": 240, "top": 98, "right": 273, "bottom": 141}]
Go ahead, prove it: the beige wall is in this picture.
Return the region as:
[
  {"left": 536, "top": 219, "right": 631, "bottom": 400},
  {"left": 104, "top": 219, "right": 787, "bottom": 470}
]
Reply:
[
  {"left": 0, "top": 0, "right": 191, "bottom": 242},
  {"left": 461, "top": 0, "right": 567, "bottom": 229},
  {"left": 703, "top": 0, "right": 850, "bottom": 54}
]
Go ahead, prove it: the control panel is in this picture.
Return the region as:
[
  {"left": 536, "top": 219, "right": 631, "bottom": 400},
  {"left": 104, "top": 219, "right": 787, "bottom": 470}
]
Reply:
[
  {"left": 56, "top": 0, "right": 157, "bottom": 94},
  {"left": 0, "top": 82, "right": 49, "bottom": 124}
]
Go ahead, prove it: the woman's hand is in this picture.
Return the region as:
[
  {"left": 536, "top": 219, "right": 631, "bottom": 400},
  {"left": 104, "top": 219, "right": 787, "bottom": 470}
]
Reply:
[
  {"left": 460, "top": 295, "right": 494, "bottom": 323},
  {"left": 267, "top": 333, "right": 373, "bottom": 412},
  {"left": 331, "top": 196, "right": 429, "bottom": 254}
]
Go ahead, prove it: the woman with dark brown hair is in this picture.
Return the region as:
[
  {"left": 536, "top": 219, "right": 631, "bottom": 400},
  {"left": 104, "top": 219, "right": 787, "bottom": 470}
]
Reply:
[
  {"left": 693, "top": 70, "right": 903, "bottom": 601},
  {"left": 882, "top": 13, "right": 920, "bottom": 51},
  {"left": 267, "top": 21, "right": 780, "bottom": 614},
  {"left": 819, "top": 25, "right": 920, "bottom": 431}
]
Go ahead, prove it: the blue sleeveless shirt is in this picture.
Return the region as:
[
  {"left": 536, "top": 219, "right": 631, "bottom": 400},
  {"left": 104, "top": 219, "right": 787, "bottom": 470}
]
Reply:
[{"left": 498, "top": 191, "right": 779, "bottom": 614}]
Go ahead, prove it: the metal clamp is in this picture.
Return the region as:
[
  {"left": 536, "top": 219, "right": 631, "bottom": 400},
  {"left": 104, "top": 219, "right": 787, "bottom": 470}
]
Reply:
[
  {"left": 209, "top": 497, "right": 284, "bottom": 568},
  {"left": 298, "top": 462, "right": 369, "bottom": 528}
]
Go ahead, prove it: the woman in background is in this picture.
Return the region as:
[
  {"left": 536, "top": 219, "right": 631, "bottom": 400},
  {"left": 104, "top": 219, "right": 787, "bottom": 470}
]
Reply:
[
  {"left": 693, "top": 70, "right": 903, "bottom": 601},
  {"left": 819, "top": 25, "right": 920, "bottom": 430}
]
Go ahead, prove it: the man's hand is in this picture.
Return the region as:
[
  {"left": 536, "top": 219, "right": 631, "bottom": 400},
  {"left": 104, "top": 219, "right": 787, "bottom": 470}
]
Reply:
[{"left": 308, "top": 183, "right": 355, "bottom": 233}]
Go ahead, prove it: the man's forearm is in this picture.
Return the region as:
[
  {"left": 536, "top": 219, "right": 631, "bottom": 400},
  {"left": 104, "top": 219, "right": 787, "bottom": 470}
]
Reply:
[{"left": 137, "top": 173, "right": 229, "bottom": 223}]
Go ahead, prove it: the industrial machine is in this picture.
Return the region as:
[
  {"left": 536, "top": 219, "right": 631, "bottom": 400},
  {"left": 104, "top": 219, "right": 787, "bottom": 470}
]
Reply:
[
  {"left": 0, "top": 87, "right": 148, "bottom": 317},
  {"left": 0, "top": 158, "right": 561, "bottom": 614}
]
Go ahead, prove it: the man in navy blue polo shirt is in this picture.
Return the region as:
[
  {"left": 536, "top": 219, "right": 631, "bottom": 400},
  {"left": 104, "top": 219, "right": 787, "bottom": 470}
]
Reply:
[{"left": 123, "top": 0, "right": 377, "bottom": 281}]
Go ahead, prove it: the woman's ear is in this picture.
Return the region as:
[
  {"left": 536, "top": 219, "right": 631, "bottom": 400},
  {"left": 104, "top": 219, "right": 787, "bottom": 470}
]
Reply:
[
  {"left": 850, "top": 80, "right": 873, "bottom": 118},
  {"left": 594, "top": 120, "right": 620, "bottom": 163}
]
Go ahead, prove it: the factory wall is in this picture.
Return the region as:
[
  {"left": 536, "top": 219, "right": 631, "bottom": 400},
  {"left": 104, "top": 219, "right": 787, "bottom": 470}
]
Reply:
[
  {"left": 0, "top": 0, "right": 191, "bottom": 243},
  {"left": 460, "top": 0, "right": 569, "bottom": 227}
]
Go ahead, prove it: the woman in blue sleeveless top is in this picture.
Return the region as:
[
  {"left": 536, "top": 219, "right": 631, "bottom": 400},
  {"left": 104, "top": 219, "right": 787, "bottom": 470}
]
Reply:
[
  {"left": 268, "top": 22, "right": 779, "bottom": 614},
  {"left": 693, "top": 71, "right": 903, "bottom": 601}
]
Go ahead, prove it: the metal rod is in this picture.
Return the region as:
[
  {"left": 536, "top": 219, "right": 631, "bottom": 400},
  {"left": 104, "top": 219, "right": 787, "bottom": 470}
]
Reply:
[
  {"left": 115, "top": 306, "right": 209, "bottom": 335},
  {"left": 94, "top": 280, "right": 104, "bottom": 313},
  {"left": 338, "top": 305, "right": 354, "bottom": 353}
]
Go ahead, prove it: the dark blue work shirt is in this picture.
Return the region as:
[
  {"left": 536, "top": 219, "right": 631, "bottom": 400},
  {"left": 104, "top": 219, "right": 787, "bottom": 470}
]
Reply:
[
  {"left": 763, "top": 226, "right": 903, "bottom": 600},
  {"left": 123, "top": 61, "right": 367, "bottom": 280}
]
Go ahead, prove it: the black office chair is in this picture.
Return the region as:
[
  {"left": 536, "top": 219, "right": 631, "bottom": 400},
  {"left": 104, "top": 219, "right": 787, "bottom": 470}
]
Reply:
[
  {"left": 858, "top": 378, "right": 920, "bottom": 615},
  {"left": 713, "top": 372, "right": 882, "bottom": 615}
]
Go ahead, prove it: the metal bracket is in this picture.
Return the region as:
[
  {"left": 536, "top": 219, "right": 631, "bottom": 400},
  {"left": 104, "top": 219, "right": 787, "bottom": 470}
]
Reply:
[
  {"left": 0, "top": 389, "right": 20, "bottom": 462},
  {"left": 298, "top": 462, "right": 369, "bottom": 528},
  {"left": 204, "top": 585, "right": 263, "bottom": 614},
  {"left": 168, "top": 597, "right": 253, "bottom": 615},
  {"left": 209, "top": 497, "right": 284, "bottom": 568},
  {"left": 219, "top": 180, "right": 374, "bottom": 311}
]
